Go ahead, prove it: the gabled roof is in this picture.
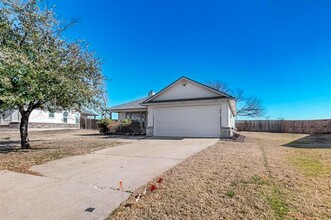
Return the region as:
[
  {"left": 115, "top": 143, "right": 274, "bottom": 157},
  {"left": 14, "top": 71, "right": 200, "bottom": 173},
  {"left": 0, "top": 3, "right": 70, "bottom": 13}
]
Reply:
[
  {"left": 141, "top": 76, "right": 234, "bottom": 104},
  {"left": 109, "top": 76, "right": 236, "bottom": 114},
  {"left": 109, "top": 97, "right": 148, "bottom": 111}
]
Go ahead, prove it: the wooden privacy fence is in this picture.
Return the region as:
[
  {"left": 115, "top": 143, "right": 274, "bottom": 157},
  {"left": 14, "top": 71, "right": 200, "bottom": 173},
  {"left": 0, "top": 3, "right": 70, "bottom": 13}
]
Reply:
[
  {"left": 236, "top": 119, "right": 331, "bottom": 134},
  {"left": 80, "top": 117, "right": 99, "bottom": 130}
]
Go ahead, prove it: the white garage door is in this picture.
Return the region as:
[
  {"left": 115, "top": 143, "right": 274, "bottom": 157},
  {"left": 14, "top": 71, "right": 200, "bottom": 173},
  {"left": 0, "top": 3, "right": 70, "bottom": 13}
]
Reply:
[{"left": 154, "top": 105, "right": 220, "bottom": 137}]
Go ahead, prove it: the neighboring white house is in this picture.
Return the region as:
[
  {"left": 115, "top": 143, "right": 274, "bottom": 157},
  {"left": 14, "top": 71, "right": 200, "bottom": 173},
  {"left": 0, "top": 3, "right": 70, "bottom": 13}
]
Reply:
[
  {"left": 109, "top": 76, "right": 236, "bottom": 138},
  {"left": 0, "top": 109, "right": 80, "bottom": 129}
]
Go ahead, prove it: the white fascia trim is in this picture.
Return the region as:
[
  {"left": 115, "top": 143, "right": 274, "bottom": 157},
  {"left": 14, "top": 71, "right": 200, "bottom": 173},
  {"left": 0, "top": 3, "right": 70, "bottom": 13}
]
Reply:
[
  {"left": 143, "top": 99, "right": 229, "bottom": 107},
  {"left": 110, "top": 108, "right": 147, "bottom": 113}
]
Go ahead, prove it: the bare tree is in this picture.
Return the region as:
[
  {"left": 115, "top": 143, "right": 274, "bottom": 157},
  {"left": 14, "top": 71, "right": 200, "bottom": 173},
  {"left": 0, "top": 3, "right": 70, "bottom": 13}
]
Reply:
[
  {"left": 207, "top": 80, "right": 266, "bottom": 118},
  {"left": 236, "top": 96, "right": 265, "bottom": 118},
  {"left": 206, "top": 80, "right": 230, "bottom": 94},
  {"left": 97, "top": 92, "right": 110, "bottom": 119}
]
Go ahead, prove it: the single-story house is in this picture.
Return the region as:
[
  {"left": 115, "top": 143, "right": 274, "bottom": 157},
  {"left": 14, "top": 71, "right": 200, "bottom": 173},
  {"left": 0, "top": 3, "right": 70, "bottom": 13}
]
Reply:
[
  {"left": 0, "top": 109, "right": 81, "bottom": 129},
  {"left": 109, "top": 76, "right": 236, "bottom": 138}
]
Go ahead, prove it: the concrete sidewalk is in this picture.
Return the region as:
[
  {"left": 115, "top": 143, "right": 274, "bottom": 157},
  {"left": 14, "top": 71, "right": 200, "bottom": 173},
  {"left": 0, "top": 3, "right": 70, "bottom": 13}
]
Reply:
[{"left": 0, "top": 137, "right": 218, "bottom": 220}]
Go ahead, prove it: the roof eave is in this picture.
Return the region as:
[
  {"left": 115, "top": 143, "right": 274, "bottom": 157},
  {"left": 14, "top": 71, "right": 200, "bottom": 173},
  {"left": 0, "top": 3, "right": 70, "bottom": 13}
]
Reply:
[
  {"left": 82, "top": 113, "right": 99, "bottom": 116},
  {"left": 109, "top": 107, "right": 147, "bottom": 112},
  {"left": 141, "top": 97, "right": 233, "bottom": 106}
]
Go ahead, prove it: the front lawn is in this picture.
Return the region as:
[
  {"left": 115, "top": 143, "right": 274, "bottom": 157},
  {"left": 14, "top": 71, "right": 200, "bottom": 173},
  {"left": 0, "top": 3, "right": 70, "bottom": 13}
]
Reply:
[
  {"left": 109, "top": 132, "right": 331, "bottom": 219},
  {"left": 0, "top": 129, "right": 122, "bottom": 175}
]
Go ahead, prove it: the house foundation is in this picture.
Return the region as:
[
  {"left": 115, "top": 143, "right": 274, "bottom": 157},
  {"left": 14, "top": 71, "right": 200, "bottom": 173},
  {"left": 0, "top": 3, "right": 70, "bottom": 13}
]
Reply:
[
  {"left": 146, "top": 126, "right": 154, "bottom": 136},
  {"left": 220, "top": 127, "right": 233, "bottom": 138}
]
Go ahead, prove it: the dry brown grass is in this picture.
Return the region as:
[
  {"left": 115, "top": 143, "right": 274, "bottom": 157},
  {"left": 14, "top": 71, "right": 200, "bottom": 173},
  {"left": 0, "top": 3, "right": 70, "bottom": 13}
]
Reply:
[
  {"left": 109, "top": 132, "right": 331, "bottom": 220},
  {"left": 0, "top": 129, "right": 122, "bottom": 174}
]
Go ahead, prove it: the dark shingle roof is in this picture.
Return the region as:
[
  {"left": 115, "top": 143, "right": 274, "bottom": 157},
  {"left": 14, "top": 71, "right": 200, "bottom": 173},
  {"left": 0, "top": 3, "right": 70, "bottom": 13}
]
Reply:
[{"left": 109, "top": 97, "right": 148, "bottom": 111}]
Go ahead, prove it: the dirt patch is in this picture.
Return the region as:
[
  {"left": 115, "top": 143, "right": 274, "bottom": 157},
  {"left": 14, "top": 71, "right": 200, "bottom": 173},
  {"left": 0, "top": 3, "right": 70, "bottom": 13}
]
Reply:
[
  {"left": 109, "top": 132, "right": 331, "bottom": 220},
  {"left": 0, "top": 129, "right": 122, "bottom": 174}
]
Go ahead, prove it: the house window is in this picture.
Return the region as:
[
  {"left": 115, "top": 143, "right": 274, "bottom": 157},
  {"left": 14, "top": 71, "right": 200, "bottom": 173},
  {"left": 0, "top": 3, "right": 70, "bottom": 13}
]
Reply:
[
  {"left": 63, "top": 111, "right": 68, "bottom": 123},
  {"left": 49, "top": 112, "right": 55, "bottom": 118},
  {"left": 75, "top": 113, "right": 80, "bottom": 124}
]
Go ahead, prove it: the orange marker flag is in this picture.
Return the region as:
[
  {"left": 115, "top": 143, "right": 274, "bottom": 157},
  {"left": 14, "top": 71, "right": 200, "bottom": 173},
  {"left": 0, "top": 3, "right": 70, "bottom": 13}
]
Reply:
[{"left": 119, "top": 180, "right": 124, "bottom": 202}]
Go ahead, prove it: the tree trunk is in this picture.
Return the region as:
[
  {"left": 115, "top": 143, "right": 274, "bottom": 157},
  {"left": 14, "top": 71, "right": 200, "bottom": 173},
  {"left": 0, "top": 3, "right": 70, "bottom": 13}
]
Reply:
[{"left": 20, "top": 113, "right": 31, "bottom": 149}]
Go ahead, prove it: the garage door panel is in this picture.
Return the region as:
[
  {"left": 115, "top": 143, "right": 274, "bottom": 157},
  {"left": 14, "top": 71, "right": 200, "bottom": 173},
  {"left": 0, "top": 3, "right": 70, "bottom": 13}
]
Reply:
[{"left": 154, "top": 105, "right": 220, "bottom": 137}]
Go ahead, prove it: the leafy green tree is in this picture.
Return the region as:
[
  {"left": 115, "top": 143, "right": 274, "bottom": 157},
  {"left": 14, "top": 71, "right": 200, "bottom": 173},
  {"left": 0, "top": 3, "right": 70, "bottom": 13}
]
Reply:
[{"left": 0, "top": 0, "right": 104, "bottom": 149}]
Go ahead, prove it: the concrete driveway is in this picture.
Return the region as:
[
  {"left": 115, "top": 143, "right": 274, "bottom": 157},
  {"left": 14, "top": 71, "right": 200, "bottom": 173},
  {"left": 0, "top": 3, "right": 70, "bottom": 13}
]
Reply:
[{"left": 0, "top": 137, "right": 218, "bottom": 220}]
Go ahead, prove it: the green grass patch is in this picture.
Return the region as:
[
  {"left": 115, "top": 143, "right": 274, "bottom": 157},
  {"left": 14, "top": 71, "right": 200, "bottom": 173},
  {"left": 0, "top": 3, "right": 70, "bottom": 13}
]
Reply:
[
  {"left": 266, "top": 186, "right": 289, "bottom": 220},
  {"left": 241, "top": 175, "right": 288, "bottom": 219},
  {"left": 225, "top": 190, "right": 235, "bottom": 198},
  {"left": 239, "top": 175, "right": 267, "bottom": 186},
  {"left": 290, "top": 154, "right": 330, "bottom": 177},
  {"left": 251, "top": 175, "right": 267, "bottom": 185}
]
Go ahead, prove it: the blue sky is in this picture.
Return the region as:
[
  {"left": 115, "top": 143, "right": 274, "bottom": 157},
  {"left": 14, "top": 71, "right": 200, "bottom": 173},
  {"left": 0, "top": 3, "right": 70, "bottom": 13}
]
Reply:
[{"left": 53, "top": 0, "right": 331, "bottom": 119}]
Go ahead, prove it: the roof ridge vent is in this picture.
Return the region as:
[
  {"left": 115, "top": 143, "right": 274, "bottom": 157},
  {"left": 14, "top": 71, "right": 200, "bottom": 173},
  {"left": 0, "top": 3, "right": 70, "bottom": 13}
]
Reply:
[{"left": 148, "top": 90, "right": 155, "bottom": 97}]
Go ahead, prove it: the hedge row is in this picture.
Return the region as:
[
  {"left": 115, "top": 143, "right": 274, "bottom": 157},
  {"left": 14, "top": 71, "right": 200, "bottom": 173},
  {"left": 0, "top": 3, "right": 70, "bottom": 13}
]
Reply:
[{"left": 97, "top": 118, "right": 143, "bottom": 135}]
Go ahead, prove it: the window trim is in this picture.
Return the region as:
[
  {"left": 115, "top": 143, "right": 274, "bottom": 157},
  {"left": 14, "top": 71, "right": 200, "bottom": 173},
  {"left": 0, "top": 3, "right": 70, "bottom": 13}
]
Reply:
[
  {"left": 63, "top": 111, "right": 68, "bottom": 123},
  {"left": 49, "top": 112, "right": 55, "bottom": 119}
]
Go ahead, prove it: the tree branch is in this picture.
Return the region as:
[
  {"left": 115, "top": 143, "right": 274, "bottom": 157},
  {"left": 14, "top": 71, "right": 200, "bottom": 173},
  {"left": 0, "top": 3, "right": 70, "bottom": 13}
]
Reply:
[
  {"left": 19, "top": 32, "right": 28, "bottom": 47},
  {"left": 207, "top": 80, "right": 266, "bottom": 118},
  {"left": 18, "top": 105, "right": 25, "bottom": 114},
  {"left": 54, "top": 18, "right": 80, "bottom": 36}
]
